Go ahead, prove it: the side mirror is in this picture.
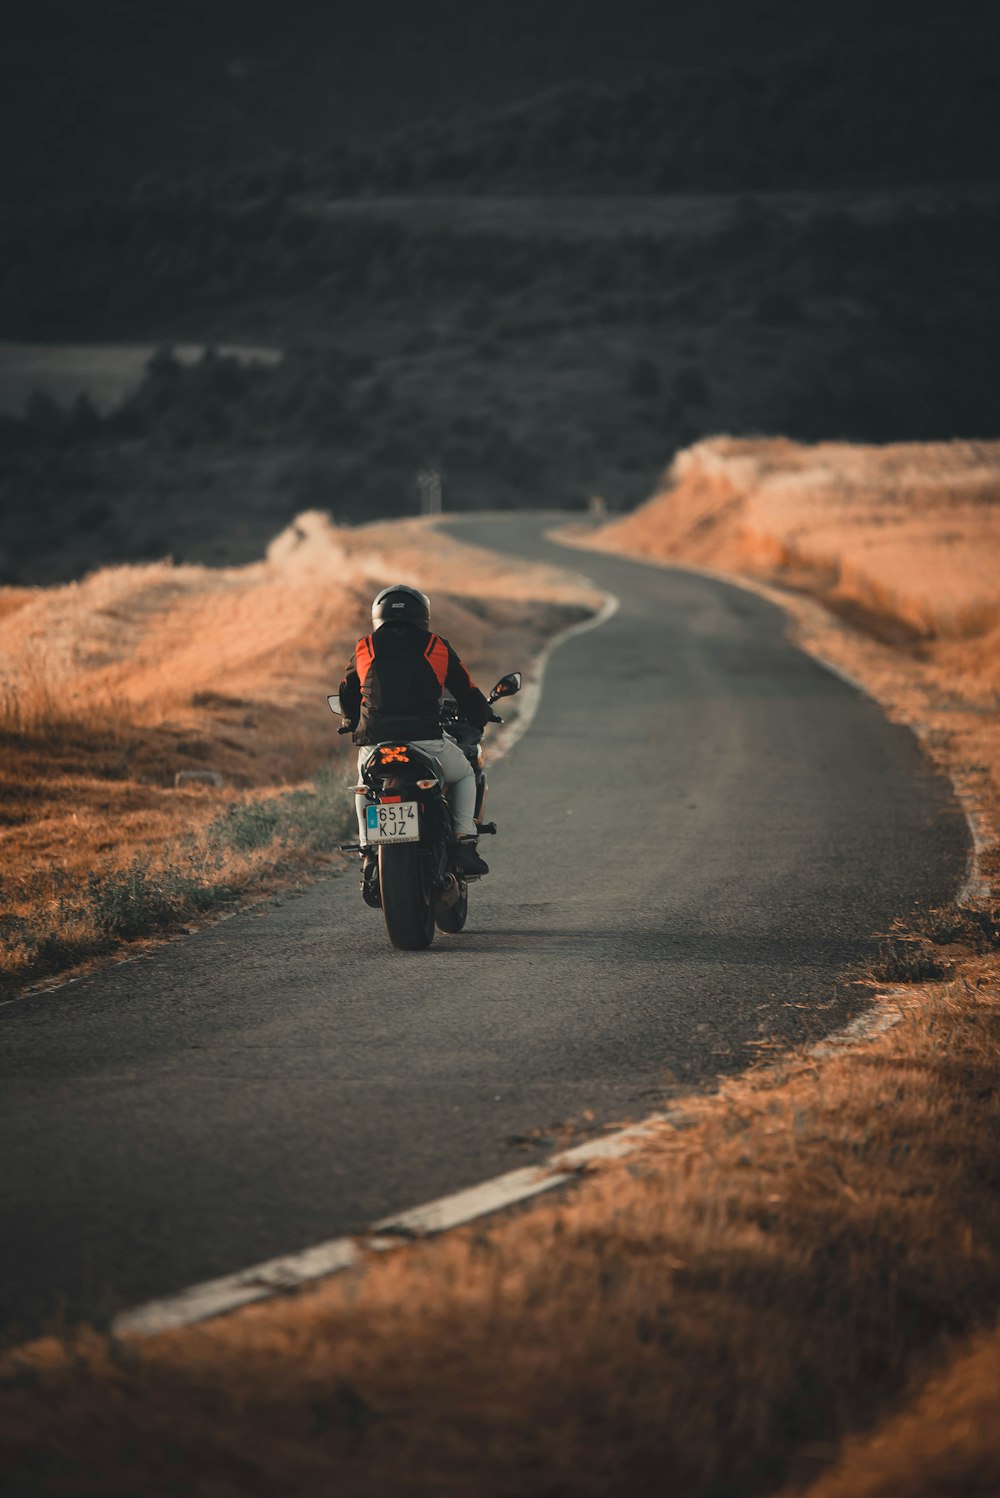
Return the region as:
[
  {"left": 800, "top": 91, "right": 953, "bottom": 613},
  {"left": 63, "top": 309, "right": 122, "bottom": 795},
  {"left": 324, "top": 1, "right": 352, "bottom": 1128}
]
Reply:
[
  {"left": 489, "top": 671, "right": 522, "bottom": 702},
  {"left": 327, "top": 694, "right": 342, "bottom": 715}
]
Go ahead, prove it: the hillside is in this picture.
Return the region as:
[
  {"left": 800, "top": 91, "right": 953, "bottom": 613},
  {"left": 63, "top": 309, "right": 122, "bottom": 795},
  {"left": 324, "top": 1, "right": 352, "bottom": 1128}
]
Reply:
[
  {"left": 7, "top": 1, "right": 992, "bottom": 207},
  {"left": 586, "top": 436, "right": 1000, "bottom": 656},
  {"left": 582, "top": 435, "right": 1000, "bottom": 901},
  {"left": 3, "top": 187, "right": 998, "bottom": 584},
  {"left": 6, "top": 5, "right": 996, "bottom": 208},
  {"left": 306, "top": 25, "right": 1000, "bottom": 200},
  {"left": 2, "top": 4, "right": 997, "bottom": 584}
]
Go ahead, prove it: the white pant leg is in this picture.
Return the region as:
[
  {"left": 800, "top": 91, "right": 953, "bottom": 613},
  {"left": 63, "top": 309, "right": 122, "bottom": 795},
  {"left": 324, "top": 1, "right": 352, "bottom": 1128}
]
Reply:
[
  {"left": 356, "top": 737, "right": 478, "bottom": 843},
  {"left": 412, "top": 736, "right": 478, "bottom": 839},
  {"left": 356, "top": 746, "right": 376, "bottom": 844}
]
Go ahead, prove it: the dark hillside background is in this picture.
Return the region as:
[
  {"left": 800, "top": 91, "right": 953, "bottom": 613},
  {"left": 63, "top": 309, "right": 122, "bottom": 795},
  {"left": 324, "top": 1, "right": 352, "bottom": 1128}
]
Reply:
[
  {"left": 2, "top": 0, "right": 998, "bottom": 581},
  {"left": 4, "top": 0, "right": 997, "bottom": 205}
]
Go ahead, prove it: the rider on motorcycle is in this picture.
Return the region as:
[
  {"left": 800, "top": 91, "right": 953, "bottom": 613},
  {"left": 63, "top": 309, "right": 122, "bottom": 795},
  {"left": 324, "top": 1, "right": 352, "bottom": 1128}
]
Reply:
[{"left": 338, "top": 585, "right": 493, "bottom": 879}]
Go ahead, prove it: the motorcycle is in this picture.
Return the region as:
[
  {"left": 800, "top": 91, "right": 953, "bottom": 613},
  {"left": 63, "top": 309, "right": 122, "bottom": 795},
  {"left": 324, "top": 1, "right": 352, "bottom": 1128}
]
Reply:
[{"left": 326, "top": 671, "right": 522, "bottom": 950}]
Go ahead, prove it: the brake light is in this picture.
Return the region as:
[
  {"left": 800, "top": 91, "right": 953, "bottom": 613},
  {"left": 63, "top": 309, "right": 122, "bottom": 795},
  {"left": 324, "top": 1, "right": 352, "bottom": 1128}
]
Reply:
[{"left": 379, "top": 795, "right": 403, "bottom": 804}]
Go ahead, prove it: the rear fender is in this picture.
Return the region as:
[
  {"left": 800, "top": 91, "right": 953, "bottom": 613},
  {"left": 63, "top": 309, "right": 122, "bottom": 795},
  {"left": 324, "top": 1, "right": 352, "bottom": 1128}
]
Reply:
[{"left": 363, "top": 740, "right": 444, "bottom": 789}]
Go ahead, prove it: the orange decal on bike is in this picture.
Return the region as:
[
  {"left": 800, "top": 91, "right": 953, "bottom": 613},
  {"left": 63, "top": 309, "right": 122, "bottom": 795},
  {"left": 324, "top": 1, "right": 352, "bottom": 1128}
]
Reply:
[
  {"left": 424, "top": 633, "right": 449, "bottom": 688},
  {"left": 355, "top": 635, "right": 375, "bottom": 686}
]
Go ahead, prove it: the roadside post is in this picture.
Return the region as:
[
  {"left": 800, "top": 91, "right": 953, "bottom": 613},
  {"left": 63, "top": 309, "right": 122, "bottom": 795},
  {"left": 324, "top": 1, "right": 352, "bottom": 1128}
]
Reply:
[{"left": 417, "top": 469, "right": 443, "bottom": 517}]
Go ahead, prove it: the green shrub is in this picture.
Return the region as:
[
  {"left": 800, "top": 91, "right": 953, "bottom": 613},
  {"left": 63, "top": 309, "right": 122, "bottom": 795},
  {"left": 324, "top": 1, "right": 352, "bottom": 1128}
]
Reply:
[
  {"left": 85, "top": 860, "right": 225, "bottom": 938},
  {"left": 212, "top": 774, "right": 353, "bottom": 857}
]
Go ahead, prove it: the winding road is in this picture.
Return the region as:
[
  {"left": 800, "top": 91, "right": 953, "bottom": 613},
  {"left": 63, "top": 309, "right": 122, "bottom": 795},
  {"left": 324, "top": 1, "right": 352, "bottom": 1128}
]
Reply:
[{"left": 0, "top": 516, "right": 968, "bottom": 1338}]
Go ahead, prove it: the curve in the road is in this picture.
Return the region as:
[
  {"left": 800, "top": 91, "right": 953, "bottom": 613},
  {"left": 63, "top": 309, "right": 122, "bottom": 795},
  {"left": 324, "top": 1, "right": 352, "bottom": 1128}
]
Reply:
[{"left": 0, "top": 515, "right": 969, "bottom": 1338}]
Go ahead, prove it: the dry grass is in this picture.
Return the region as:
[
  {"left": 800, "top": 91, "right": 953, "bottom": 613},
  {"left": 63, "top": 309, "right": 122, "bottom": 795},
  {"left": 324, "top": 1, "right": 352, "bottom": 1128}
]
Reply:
[
  {"left": 0, "top": 511, "right": 596, "bottom": 995},
  {"left": 583, "top": 435, "right": 1000, "bottom": 900},
  {"left": 589, "top": 436, "right": 1000, "bottom": 651},
  {"left": 576, "top": 435, "right": 1000, "bottom": 1495},
  {"left": 784, "top": 1317, "right": 1000, "bottom": 1498},
  {"left": 3, "top": 965, "right": 999, "bottom": 1498}
]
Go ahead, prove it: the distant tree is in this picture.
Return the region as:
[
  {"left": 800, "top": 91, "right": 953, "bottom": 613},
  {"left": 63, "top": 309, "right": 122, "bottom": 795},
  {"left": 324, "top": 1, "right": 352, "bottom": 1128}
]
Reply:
[
  {"left": 66, "top": 393, "right": 101, "bottom": 443},
  {"left": 365, "top": 377, "right": 394, "bottom": 411},
  {"left": 24, "top": 390, "right": 63, "bottom": 438},
  {"left": 147, "top": 346, "right": 182, "bottom": 383},
  {"left": 428, "top": 148, "right": 477, "bottom": 183},
  {"left": 199, "top": 347, "right": 249, "bottom": 400},
  {"left": 588, "top": 246, "right": 620, "bottom": 293},
  {"left": 75, "top": 500, "right": 113, "bottom": 532},
  {"left": 628, "top": 356, "right": 661, "bottom": 400},
  {"left": 756, "top": 288, "right": 802, "bottom": 325},
  {"left": 672, "top": 364, "right": 710, "bottom": 407},
  {"left": 385, "top": 153, "right": 414, "bottom": 190}
]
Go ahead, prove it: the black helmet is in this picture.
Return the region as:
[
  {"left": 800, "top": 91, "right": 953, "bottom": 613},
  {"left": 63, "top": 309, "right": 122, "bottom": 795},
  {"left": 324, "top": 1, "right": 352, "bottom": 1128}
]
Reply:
[{"left": 371, "top": 584, "right": 430, "bottom": 630}]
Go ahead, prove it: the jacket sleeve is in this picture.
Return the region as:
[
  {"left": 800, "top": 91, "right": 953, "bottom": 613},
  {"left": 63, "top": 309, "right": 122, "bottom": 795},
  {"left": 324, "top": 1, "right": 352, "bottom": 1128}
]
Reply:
[
  {"left": 338, "top": 646, "right": 361, "bottom": 729},
  {"left": 444, "top": 643, "right": 491, "bottom": 730}
]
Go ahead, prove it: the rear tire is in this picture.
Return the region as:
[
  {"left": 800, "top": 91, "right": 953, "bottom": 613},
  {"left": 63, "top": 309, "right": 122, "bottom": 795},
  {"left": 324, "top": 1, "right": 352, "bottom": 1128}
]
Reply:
[
  {"left": 379, "top": 845, "right": 435, "bottom": 950},
  {"left": 435, "top": 881, "right": 468, "bottom": 934}
]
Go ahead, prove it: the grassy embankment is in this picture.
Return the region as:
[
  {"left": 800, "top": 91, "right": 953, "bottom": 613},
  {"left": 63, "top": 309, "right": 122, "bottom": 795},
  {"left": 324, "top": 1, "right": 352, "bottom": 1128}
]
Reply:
[
  {"left": 584, "top": 436, "right": 1000, "bottom": 884},
  {"left": 3, "top": 439, "right": 999, "bottom": 1497},
  {"left": 0, "top": 513, "right": 594, "bottom": 998}
]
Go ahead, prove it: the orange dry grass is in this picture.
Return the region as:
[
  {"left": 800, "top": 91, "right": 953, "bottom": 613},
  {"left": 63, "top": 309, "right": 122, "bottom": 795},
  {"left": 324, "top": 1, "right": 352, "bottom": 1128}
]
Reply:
[
  {"left": 590, "top": 435, "right": 1000, "bottom": 655},
  {"left": 3, "top": 969, "right": 999, "bottom": 1498},
  {"left": 584, "top": 434, "right": 1000, "bottom": 891},
  {"left": 572, "top": 436, "right": 1000, "bottom": 1494},
  {"left": 786, "top": 1319, "right": 1000, "bottom": 1498},
  {"left": 0, "top": 512, "right": 595, "bottom": 993}
]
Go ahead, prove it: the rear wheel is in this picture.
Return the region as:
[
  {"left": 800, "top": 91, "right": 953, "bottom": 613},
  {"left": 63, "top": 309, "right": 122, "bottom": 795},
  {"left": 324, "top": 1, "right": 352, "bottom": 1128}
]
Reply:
[
  {"left": 435, "top": 880, "right": 468, "bottom": 934},
  {"left": 379, "top": 845, "right": 435, "bottom": 950}
]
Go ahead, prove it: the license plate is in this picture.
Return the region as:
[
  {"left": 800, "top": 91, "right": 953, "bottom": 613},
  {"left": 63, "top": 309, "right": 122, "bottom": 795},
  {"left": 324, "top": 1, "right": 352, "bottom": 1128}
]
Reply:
[{"left": 366, "top": 801, "right": 420, "bottom": 843}]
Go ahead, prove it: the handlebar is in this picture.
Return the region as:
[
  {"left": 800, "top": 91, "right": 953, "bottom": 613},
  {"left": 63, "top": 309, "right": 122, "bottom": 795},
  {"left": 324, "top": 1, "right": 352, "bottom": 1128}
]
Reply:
[{"left": 337, "top": 714, "right": 500, "bottom": 735}]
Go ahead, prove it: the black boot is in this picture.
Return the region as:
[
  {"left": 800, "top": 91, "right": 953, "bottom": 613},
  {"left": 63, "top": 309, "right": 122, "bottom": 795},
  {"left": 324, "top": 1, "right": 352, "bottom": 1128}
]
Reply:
[
  {"left": 451, "top": 837, "right": 489, "bottom": 876},
  {"left": 360, "top": 848, "right": 381, "bottom": 907}
]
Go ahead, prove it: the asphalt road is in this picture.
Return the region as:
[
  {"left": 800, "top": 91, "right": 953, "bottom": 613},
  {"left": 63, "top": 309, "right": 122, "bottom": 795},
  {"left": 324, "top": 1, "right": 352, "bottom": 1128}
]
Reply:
[{"left": 1, "top": 515, "right": 969, "bottom": 1337}]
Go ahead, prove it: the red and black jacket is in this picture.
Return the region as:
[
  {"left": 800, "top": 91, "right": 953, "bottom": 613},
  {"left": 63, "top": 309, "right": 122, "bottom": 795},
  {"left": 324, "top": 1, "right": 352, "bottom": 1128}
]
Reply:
[{"left": 338, "top": 623, "right": 492, "bottom": 746}]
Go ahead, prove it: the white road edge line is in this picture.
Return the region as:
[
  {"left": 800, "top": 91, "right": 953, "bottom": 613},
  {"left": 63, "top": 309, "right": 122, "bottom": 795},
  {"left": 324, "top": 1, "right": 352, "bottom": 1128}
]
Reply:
[
  {"left": 487, "top": 587, "right": 620, "bottom": 764},
  {"left": 112, "top": 1113, "right": 681, "bottom": 1338},
  {"left": 113, "top": 973, "right": 907, "bottom": 1340}
]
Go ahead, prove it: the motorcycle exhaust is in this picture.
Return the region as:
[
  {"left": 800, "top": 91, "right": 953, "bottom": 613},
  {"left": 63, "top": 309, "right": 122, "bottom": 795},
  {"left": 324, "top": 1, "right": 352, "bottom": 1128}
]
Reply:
[{"left": 436, "top": 873, "right": 462, "bottom": 910}]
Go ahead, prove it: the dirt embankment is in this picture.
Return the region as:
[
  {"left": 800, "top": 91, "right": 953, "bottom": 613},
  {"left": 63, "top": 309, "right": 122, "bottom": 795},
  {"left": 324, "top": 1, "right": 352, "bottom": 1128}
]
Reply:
[
  {"left": 584, "top": 435, "right": 1000, "bottom": 889},
  {"left": 0, "top": 512, "right": 596, "bottom": 995},
  {"left": 590, "top": 435, "right": 1000, "bottom": 642}
]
